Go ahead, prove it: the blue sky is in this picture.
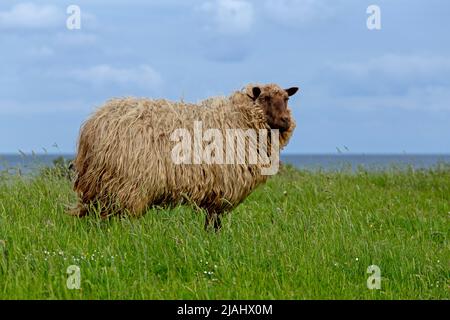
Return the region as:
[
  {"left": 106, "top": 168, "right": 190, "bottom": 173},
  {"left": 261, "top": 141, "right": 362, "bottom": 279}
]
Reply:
[{"left": 0, "top": 0, "right": 449, "bottom": 154}]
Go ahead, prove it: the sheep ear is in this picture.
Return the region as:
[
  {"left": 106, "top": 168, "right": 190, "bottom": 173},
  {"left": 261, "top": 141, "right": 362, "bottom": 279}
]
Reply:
[
  {"left": 285, "top": 87, "right": 299, "bottom": 97},
  {"left": 247, "top": 87, "right": 261, "bottom": 101},
  {"left": 252, "top": 87, "right": 261, "bottom": 99}
]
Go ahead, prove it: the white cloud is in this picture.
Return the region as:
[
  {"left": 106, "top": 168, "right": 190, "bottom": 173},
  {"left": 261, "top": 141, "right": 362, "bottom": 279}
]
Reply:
[
  {"left": 71, "top": 65, "right": 163, "bottom": 90},
  {"left": 333, "top": 85, "right": 450, "bottom": 111},
  {"left": 29, "top": 45, "right": 54, "bottom": 57},
  {"left": 55, "top": 32, "right": 97, "bottom": 46},
  {"left": 0, "top": 3, "right": 62, "bottom": 29},
  {"left": 326, "top": 54, "right": 450, "bottom": 96},
  {"left": 0, "top": 98, "right": 89, "bottom": 115},
  {"left": 263, "top": 0, "right": 335, "bottom": 27},
  {"left": 324, "top": 54, "right": 450, "bottom": 111},
  {"left": 330, "top": 54, "right": 450, "bottom": 79},
  {"left": 199, "top": 0, "right": 254, "bottom": 35}
]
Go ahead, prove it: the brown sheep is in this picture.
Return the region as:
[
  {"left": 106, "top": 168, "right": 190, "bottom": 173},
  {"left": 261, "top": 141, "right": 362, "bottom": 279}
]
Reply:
[{"left": 70, "top": 83, "right": 299, "bottom": 230}]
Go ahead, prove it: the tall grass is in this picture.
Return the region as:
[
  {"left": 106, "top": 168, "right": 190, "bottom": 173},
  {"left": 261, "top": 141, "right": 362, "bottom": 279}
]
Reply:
[{"left": 0, "top": 164, "right": 448, "bottom": 299}]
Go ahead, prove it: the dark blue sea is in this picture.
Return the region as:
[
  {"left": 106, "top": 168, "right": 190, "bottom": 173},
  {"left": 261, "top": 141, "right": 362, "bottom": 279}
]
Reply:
[{"left": 1, "top": 153, "right": 449, "bottom": 173}]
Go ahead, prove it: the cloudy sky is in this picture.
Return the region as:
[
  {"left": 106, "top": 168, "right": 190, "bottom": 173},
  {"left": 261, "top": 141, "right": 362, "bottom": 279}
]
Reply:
[{"left": 0, "top": 0, "right": 449, "bottom": 154}]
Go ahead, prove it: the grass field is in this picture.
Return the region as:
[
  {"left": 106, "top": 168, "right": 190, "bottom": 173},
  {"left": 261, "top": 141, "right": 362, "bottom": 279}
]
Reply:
[{"left": 0, "top": 164, "right": 448, "bottom": 299}]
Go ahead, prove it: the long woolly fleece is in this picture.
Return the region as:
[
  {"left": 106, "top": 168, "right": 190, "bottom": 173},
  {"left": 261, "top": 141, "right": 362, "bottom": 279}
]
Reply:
[{"left": 72, "top": 83, "right": 296, "bottom": 217}]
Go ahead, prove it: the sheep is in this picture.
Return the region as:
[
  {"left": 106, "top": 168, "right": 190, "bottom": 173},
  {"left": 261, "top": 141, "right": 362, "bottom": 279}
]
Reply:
[{"left": 70, "top": 83, "right": 299, "bottom": 230}]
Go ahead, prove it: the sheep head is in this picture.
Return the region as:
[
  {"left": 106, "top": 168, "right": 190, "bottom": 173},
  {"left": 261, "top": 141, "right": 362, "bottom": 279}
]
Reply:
[{"left": 247, "top": 84, "right": 299, "bottom": 133}]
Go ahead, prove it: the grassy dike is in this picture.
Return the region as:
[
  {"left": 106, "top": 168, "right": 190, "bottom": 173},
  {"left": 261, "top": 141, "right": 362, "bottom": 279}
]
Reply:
[{"left": 0, "top": 164, "right": 448, "bottom": 299}]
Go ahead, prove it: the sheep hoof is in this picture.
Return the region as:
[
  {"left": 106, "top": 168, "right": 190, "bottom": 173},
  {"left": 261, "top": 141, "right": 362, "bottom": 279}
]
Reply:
[{"left": 66, "top": 205, "right": 88, "bottom": 218}]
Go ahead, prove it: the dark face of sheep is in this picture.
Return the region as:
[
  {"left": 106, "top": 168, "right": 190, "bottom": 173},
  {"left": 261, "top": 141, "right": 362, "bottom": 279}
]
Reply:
[{"left": 250, "top": 86, "right": 299, "bottom": 133}]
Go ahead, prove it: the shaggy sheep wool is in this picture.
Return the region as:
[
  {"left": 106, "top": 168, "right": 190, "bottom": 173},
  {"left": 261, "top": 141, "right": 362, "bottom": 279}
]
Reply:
[{"left": 71, "top": 83, "right": 297, "bottom": 229}]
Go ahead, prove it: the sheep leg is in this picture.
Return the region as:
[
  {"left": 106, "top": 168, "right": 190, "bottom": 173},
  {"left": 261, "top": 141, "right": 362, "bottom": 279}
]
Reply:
[
  {"left": 67, "top": 203, "right": 88, "bottom": 218},
  {"left": 204, "top": 211, "right": 222, "bottom": 231},
  {"left": 204, "top": 213, "right": 212, "bottom": 230},
  {"left": 213, "top": 214, "right": 222, "bottom": 231}
]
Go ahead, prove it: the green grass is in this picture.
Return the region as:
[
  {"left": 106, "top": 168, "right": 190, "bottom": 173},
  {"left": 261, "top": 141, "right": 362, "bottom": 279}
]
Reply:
[{"left": 0, "top": 164, "right": 449, "bottom": 299}]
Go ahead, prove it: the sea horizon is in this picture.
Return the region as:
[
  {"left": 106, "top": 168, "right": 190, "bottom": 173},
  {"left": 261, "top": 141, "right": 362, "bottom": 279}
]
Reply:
[{"left": 1, "top": 152, "right": 450, "bottom": 172}]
